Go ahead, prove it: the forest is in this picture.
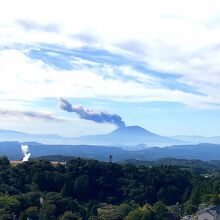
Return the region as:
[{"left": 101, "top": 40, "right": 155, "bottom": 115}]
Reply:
[{"left": 0, "top": 156, "right": 220, "bottom": 220}]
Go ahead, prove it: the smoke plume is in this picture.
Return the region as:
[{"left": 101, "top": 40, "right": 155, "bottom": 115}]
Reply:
[
  {"left": 21, "top": 144, "right": 31, "bottom": 161},
  {"left": 59, "top": 98, "right": 126, "bottom": 128}
]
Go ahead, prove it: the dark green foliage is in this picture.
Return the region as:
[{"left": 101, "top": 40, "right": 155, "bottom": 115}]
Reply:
[
  {"left": 39, "top": 202, "right": 56, "bottom": 220},
  {"left": 0, "top": 156, "right": 220, "bottom": 219},
  {"left": 74, "top": 175, "right": 90, "bottom": 201},
  {"left": 211, "top": 194, "right": 220, "bottom": 205},
  {"left": 0, "top": 195, "right": 20, "bottom": 214},
  {"left": 182, "top": 187, "right": 191, "bottom": 203},
  {"left": 183, "top": 201, "right": 197, "bottom": 215},
  {"left": 59, "top": 211, "right": 82, "bottom": 220},
  {"left": 153, "top": 201, "right": 169, "bottom": 220},
  {"left": 116, "top": 203, "right": 132, "bottom": 217},
  {"left": 0, "top": 156, "right": 10, "bottom": 166},
  {"left": 98, "top": 204, "right": 123, "bottom": 220},
  {"left": 201, "top": 194, "right": 213, "bottom": 204},
  {"left": 122, "top": 158, "right": 220, "bottom": 174},
  {"left": 125, "top": 204, "right": 155, "bottom": 220},
  {"left": 18, "top": 206, "right": 39, "bottom": 220},
  {"left": 61, "top": 178, "right": 75, "bottom": 198},
  {"left": 86, "top": 201, "right": 98, "bottom": 219}
]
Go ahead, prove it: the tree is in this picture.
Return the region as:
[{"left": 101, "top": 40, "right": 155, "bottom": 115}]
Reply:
[
  {"left": 61, "top": 179, "right": 74, "bottom": 197},
  {"left": 153, "top": 201, "right": 169, "bottom": 220},
  {"left": 201, "top": 194, "right": 212, "bottom": 205},
  {"left": 0, "top": 156, "right": 10, "bottom": 166},
  {"left": 39, "top": 202, "right": 56, "bottom": 220},
  {"left": 74, "top": 175, "right": 90, "bottom": 201},
  {"left": 141, "top": 204, "right": 155, "bottom": 220},
  {"left": 182, "top": 187, "right": 191, "bottom": 203},
  {"left": 25, "top": 206, "right": 39, "bottom": 220},
  {"left": 59, "top": 211, "right": 82, "bottom": 220},
  {"left": 124, "top": 209, "right": 143, "bottom": 220},
  {"left": 125, "top": 204, "right": 154, "bottom": 220},
  {"left": 98, "top": 204, "right": 123, "bottom": 220},
  {"left": 190, "top": 187, "right": 201, "bottom": 205},
  {"left": 88, "top": 217, "right": 98, "bottom": 220},
  {"left": 211, "top": 194, "right": 220, "bottom": 205},
  {"left": 116, "top": 203, "right": 132, "bottom": 218},
  {"left": 183, "top": 202, "right": 197, "bottom": 215},
  {"left": 0, "top": 214, "right": 14, "bottom": 220},
  {"left": 19, "top": 206, "right": 39, "bottom": 220},
  {"left": 86, "top": 201, "right": 98, "bottom": 219},
  {"left": 0, "top": 195, "right": 20, "bottom": 215},
  {"left": 157, "top": 186, "right": 181, "bottom": 205}
]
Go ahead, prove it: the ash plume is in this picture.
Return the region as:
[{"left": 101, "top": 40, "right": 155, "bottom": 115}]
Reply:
[{"left": 59, "top": 98, "right": 126, "bottom": 128}]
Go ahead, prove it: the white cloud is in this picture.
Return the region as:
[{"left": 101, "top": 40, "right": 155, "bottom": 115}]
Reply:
[
  {"left": 0, "top": 49, "right": 217, "bottom": 109},
  {"left": 0, "top": 109, "right": 64, "bottom": 122},
  {"left": 0, "top": 0, "right": 220, "bottom": 109}
]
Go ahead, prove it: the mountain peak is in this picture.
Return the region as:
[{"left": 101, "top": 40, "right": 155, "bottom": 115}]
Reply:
[{"left": 111, "top": 125, "right": 155, "bottom": 136}]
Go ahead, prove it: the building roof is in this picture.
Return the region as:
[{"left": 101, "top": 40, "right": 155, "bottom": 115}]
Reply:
[{"left": 198, "top": 205, "right": 220, "bottom": 216}]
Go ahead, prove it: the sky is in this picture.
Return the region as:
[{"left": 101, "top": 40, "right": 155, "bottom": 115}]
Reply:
[{"left": 0, "top": 0, "right": 220, "bottom": 137}]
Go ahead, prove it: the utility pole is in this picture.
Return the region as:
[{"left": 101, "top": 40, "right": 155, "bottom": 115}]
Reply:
[{"left": 109, "top": 155, "right": 112, "bottom": 163}]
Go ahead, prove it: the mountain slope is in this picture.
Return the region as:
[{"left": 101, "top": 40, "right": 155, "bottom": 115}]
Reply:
[
  {"left": 173, "top": 135, "right": 220, "bottom": 144},
  {"left": 2, "top": 128, "right": 219, "bottom": 147},
  {"left": 0, "top": 129, "right": 68, "bottom": 144},
  {"left": 77, "top": 126, "right": 181, "bottom": 146},
  {"left": 2, "top": 141, "right": 220, "bottom": 161}
]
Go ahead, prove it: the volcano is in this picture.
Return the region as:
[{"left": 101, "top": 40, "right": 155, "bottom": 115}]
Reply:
[{"left": 77, "top": 126, "right": 181, "bottom": 147}]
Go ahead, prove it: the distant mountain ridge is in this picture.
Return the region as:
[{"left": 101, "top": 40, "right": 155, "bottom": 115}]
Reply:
[
  {"left": 173, "top": 135, "right": 220, "bottom": 144},
  {"left": 0, "top": 129, "right": 63, "bottom": 139},
  {"left": 0, "top": 126, "right": 220, "bottom": 147},
  {"left": 2, "top": 141, "right": 220, "bottom": 161},
  {"left": 0, "top": 129, "right": 67, "bottom": 144}
]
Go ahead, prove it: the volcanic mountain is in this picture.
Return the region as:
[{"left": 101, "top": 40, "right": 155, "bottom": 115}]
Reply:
[
  {"left": 76, "top": 126, "right": 181, "bottom": 146},
  {"left": 0, "top": 126, "right": 183, "bottom": 147}
]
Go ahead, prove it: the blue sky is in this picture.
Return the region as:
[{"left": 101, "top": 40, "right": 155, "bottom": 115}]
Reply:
[{"left": 0, "top": 0, "right": 220, "bottom": 137}]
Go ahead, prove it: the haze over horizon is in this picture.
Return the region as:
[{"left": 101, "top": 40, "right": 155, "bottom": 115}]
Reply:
[{"left": 1, "top": 0, "right": 220, "bottom": 137}]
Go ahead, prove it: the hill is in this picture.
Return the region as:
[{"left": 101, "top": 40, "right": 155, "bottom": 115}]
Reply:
[
  {"left": 0, "top": 156, "right": 199, "bottom": 219},
  {"left": 2, "top": 141, "right": 220, "bottom": 161},
  {"left": 33, "top": 155, "right": 220, "bottom": 174}
]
